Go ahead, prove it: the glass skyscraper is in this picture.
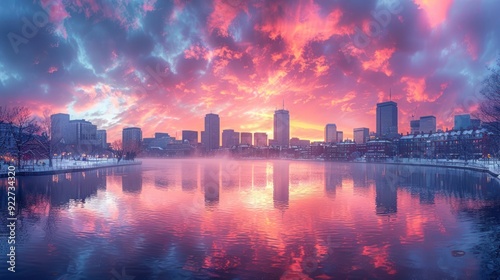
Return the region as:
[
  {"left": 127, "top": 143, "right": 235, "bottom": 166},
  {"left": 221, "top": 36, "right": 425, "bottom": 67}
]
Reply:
[
  {"left": 273, "top": 109, "right": 290, "bottom": 147},
  {"left": 204, "top": 113, "right": 220, "bottom": 150},
  {"left": 376, "top": 101, "right": 398, "bottom": 138}
]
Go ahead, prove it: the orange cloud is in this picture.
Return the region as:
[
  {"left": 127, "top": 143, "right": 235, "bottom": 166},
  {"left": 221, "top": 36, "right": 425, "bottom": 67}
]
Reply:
[{"left": 415, "top": 0, "right": 453, "bottom": 28}]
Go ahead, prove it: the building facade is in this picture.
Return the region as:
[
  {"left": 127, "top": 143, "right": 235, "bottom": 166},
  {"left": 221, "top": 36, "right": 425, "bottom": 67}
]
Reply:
[
  {"left": 376, "top": 101, "right": 398, "bottom": 138},
  {"left": 325, "top": 124, "right": 337, "bottom": 143},
  {"left": 122, "top": 127, "right": 142, "bottom": 152},
  {"left": 182, "top": 130, "right": 198, "bottom": 145},
  {"left": 336, "top": 131, "right": 343, "bottom": 143},
  {"left": 96, "top": 130, "right": 107, "bottom": 149},
  {"left": 454, "top": 114, "right": 471, "bottom": 130},
  {"left": 254, "top": 132, "right": 268, "bottom": 147},
  {"left": 353, "top": 127, "right": 369, "bottom": 144},
  {"left": 419, "top": 116, "right": 436, "bottom": 134},
  {"left": 241, "top": 132, "right": 252, "bottom": 145},
  {"left": 204, "top": 113, "right": 220, "bottom": 150},
  {"left": 273, "top": 109, "right": 290, "bottom": 147}
]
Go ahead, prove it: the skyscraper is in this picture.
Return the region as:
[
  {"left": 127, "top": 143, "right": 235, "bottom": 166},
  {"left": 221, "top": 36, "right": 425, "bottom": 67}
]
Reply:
[
  {"left": 204, "top": 113, "right": 220, "bottom": 150},
  {"left": 325, "top": 124, "right": 337, "bottom": 143},
  {"left": 122, "top": 127, "right": 142, "bottom": 152},
  {"left": 273, "top": 107, "right": 290, "bottom": 147},
  {"left": 353, "top": 128, "right": 369, "bottom": 144},
  {"left": 419, "top": 116, "right": 436, "bottom": 133},
  {"left": 376, "top": 101, "right": 398, "bottom": 138}
]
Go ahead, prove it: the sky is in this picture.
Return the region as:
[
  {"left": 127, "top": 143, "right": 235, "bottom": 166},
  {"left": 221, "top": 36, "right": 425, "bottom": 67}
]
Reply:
[{"left": 1, "top": 0, "right": 499, "bottom": 142}]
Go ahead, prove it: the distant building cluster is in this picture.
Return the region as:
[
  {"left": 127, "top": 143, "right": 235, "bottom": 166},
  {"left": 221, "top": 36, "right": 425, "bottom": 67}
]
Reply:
[
  {"left": 51, "top": 113, "right": 108, "bottom": 154},
  {"left": 37, "top": 98, "right": 499, "bottom": 161}
]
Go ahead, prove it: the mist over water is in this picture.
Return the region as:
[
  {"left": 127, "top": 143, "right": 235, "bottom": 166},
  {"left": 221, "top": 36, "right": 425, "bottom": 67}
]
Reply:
[{"left": 1, "top": 158, "right": 499, "bottom": 279}]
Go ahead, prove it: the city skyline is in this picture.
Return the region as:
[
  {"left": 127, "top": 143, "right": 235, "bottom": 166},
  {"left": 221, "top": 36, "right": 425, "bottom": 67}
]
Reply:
[{"left": 1, "top": 1, "right": 500, "bottom": 142}]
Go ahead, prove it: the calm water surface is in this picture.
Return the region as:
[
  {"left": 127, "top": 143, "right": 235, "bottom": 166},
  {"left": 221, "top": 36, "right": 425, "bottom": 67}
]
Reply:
[{"left": 1, "top": 159, "right": 500, "bottom": 279}]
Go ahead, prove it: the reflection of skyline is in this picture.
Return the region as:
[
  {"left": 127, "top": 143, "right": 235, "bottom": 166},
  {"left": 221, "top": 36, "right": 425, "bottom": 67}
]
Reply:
[
  {"left": 2, "top": 159, "right": 500, "bottom": 280},
  {"left": 203, "top": 162, "right": 220, "bottom": 205},
  {"left": 182, "top": 162, "right": 198, "bottom": 191},
  {"left": 253, "top": 164, "right": 267, "bottom": 188},
  {"left": 375, "top": 167, "right": 398, "bottom": 216},
  {"left": 273, "top": 161, "right": 289, "bottom": 209},
  {"left": 122, "top": 169, "right": 143, "bottom": 193},
  {"left": 324, "top": 162, "right": 342, "bottom": 198}
]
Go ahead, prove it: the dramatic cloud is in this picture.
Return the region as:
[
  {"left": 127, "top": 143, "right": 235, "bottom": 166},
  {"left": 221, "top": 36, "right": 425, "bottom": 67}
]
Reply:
[{"left": 1, "top": 0, "right": 499, "bottom": 141}]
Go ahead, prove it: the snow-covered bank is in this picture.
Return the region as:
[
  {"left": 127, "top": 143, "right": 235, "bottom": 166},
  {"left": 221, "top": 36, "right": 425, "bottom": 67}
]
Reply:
[
  {"left": 363, "top": 158, "right": 500, "bottom": 178},
  {"left": 0, "top": 158, "right": 141, "bottom": 177}
]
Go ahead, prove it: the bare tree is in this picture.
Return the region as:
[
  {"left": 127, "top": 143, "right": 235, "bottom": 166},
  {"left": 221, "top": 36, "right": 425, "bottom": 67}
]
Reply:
[
  {"left": 111, "top": 140, "right": 124, "bottom": 163},
  {"left": 5, "top": 107, "right": 41, "bottom": 168},
  {"left": 478, "top": 58, "right": 500, "bottom": 134},
  {"left": 37, "top": 109, "right": 55, "bottom": 167}
]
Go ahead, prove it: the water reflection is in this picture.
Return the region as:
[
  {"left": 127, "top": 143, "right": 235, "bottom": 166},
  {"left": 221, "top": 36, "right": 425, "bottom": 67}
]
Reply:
[
  {"left": 273, "top": 161, "right": 289, "bottom": 209},
  {"left": 324, "top": 162, "right": 342, "bottom": 198},
  {"left": 203, "top": 161, "right": 220, "bottom": 205},
  {"left": 253, "top": 164, "right": 267, "bottom": 188},
  {"left": 1, "top": 160, "right": 500, "bottom": 280},
  {"left": 122, "top": 169, "right": 142, "bottom": 193},
  {"left": 375, "top": 167, "right": 398, "bottom": 215},
  {"left": 181, "top": 162, "right": 197, "bottom": 191}
]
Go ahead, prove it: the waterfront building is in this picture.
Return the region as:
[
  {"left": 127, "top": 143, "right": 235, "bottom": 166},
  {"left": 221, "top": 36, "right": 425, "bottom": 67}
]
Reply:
[
  {"left": 204, "top": 113, "right": 220, "bottom": 150},
  {"left": 222, "top": 129, "right": 239, "bottom": 148},
  {"left": 96, "top": 130, "right": 107, "bottom": 148},
  {"left": 410, "top": 120, "right": 420, "bottom": 134},
  {"left": 241, "top": 132, "right": 252, "bottom": 145},
  {"left": 419, "top": 116, "right": 436, "bottom": 134},
  {"left": 454, "top": 114, "right": 471, "bottom": 130},
  {"left": 376, "top": 101, "right": 398, "bottom": 138},
  {"left": 50, "top": 113, "right": 70, "bottom": 144},
  {"left": 290, "top": 137, "right": 310, "bottom": 147},
  {"left": 325, "top": 124, "right": 337, "bottom": 143},
  {"left": 353, "top": 128, "right": 369, "bottom": 144},
  {"left": 273, "top": 108, "right": 290, "bottom": 147},
  {"left": 254, "top": 132, "right": 268, "bottom": 147},
  {"left": 182, "top": 130, "right": 198, "bottom": 145},
  {"left": 122, "top": 127, "right": 142, "bottom": 152},
  {"left": 336, "top": 131, "right": 343, "bottom": 143}
]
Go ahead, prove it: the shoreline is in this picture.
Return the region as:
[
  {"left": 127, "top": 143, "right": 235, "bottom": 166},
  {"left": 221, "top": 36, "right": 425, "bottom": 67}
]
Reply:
[
  {"left": 0, "top": 160, "right": 142, "bottom": 178},
  {"left": 2, "top": 157, "right": 499, "bottom": 179}
]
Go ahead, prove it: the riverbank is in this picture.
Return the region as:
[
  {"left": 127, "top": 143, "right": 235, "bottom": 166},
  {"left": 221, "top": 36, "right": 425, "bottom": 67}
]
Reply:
[
  {"left": 358, "top": 158, "right": 500, "bottom": 179},
  {"left": 0, "top": 159, "right": 142, "bottom": 178}
]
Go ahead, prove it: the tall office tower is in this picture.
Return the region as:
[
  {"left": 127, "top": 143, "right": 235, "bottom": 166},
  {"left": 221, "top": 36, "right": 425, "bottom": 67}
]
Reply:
[
  {"left": 254, "top": 132, "right": 268, "bottom": 147},
  {"left": 410, "top": 120, "right": 420, "bottom": 134},
  {"left": 376, "top": 101, "right": 398, "bottom": 138},
  {"left": 325, "top": 124, "right": 337, "bottom": 143},
  {"left": 336, "top": 131, "right": 343, "bottom": 143},
  {"left": 50, "top": 113, "right": 70, "bottom": 143},
  {"left": 222, "top": 129, "right": 239, "bottom": 148},
  {"left": 274, "top": 107, "right": 290, "bottom": 147},
  {"left": 204, "top": 113, "right": 220, "bottom": 150},
  {"left": 353, "top": 128, "right": 369, "bottom": 144},
  {"left": 454, "top": 114, "right": 471, "bottom": 130},
  {"left": 182, "top": 130, "right": 198, "bottom": 144},
  {"left": 96, "top": 130, "right": 107, "bottom": 148},
  {"left": 122, "top": 127, "right": 142, "bottom": 152},
  {"left": 419, "top": 116, "right": 436, "bottom": 133},
  {"left": 241, "top": 132, "right": 252, "bottom": 145}
]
